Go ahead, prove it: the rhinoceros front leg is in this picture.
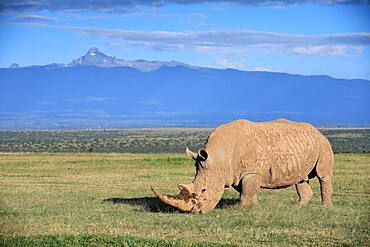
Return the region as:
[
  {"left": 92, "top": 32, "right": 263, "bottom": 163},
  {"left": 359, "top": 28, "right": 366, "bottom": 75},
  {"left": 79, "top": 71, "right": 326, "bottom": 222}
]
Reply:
[
  {"left": 295, "top": 181, "right": 313, "bottom": 205},
  {"left": 239, "top": 173, "right": 262, "bottom": 207}
]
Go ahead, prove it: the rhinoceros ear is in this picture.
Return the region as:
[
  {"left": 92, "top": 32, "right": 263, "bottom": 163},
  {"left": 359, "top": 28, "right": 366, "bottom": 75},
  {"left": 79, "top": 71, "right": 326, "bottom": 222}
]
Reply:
[
  {"left": 186, "top": 147, "right": 197, "bottom": 160},
  {"left": 198, "top": 148, "right": 208, "bottom": 161}
]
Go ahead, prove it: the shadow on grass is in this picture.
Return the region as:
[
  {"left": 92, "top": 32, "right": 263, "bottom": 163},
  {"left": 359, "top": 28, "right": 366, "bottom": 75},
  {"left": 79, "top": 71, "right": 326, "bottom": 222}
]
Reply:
[{"left": 102, "top": 197, "right": 239, "bottom": 213}]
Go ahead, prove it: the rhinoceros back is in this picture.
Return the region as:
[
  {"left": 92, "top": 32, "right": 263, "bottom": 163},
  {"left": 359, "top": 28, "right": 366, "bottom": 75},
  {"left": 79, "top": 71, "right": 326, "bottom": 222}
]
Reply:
[{"left": 221, "top": 119, "right": 326, "bottom": 188}]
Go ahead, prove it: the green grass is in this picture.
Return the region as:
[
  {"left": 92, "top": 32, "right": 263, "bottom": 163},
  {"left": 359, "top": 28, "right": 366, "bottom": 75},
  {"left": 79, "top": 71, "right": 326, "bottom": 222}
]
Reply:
[{"left": 0, "top": 153, "right": 369, "bottom": 246}]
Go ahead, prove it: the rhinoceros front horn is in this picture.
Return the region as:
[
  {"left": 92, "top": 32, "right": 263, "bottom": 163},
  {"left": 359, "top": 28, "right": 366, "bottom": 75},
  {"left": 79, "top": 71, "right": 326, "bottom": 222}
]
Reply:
[
  {"left": 151, "top": 185, "right": 197, "bottom": 212},
  {"left": 186, "top": 147, "right": 197, "bottom": 160}
]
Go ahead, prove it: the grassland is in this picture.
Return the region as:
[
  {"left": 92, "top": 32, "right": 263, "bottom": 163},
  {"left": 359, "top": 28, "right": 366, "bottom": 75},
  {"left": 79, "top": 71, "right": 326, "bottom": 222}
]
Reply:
[
  {"left": 0, "top": 128, "right": 369, "bottom": 153},
  {"left": 1, "top": 152, "right": 369, "bottom": 246}
]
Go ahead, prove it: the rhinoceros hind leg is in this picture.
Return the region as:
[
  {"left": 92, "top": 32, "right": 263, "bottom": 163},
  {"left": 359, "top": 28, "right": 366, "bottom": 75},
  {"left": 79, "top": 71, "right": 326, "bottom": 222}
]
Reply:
[
  {"left": 295, "top": 181, "right": 313, "bottom": 205},
  {"left": 316, "top": 141, "right": 334, "bottom": 207},
  {"left": 239, "top": 174, "right": 261, "bottom": 207},
  {"left": 318, "top": 176, "right": 333, "bottom": 207}
]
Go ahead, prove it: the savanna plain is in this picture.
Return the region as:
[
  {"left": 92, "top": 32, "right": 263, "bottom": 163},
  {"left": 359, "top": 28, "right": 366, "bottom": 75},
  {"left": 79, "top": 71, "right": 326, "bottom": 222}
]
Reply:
[{"left": 0, "top": 128, "right": 369, "bottom": 246}]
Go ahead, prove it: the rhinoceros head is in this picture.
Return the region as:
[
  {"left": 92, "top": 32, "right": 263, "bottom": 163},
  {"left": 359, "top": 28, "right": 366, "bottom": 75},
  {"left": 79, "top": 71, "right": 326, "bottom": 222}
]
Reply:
[{"left": 151, "top": 147, "right": 225, "bottom": 213}]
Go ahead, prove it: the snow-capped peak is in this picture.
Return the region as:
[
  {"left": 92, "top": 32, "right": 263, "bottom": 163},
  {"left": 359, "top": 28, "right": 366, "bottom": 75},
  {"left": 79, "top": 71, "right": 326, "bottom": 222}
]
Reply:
[{"left": 87, "top": 47, "right": 100, "bottom": 54}]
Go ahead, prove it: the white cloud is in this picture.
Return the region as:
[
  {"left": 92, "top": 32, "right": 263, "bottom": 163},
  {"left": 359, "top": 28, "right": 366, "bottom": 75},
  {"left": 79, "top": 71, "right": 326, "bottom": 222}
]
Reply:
[
  {"left": 352, "top": 46, "right": 365, "bottom": 55},
  {"left": 13, "top": 15, "right": 56, "bottom": 23},
  {"left": 84, "top": 96, "right": 120, "bottom": 102},
  {"left": 68, "top": 28, "right": 370, "bottom": 55},
  {"left": 138, "top": 99, "right": 161, "bottom": 105},
  {"left": 213, "top": 58, "right": 245, "bottom": 69},
  {"left": 16, "top": 23, "right": 370, "bottom": 56},
  {"left": 1, "top": 1, "right": 368, "bottom": 13},
  {"left": 290, "top": 45, "right": 349, "bottom": 56},
  {"left": 253, "top": 66, "right": 270, "bottom": 72},
  {"left": 253, "top": 66, "right": 286, "bottom": 73}
]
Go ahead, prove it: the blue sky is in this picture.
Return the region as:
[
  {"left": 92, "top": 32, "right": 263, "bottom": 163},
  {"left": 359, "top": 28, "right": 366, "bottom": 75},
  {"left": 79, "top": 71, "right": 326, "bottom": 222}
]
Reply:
[{"left": 0, "top": 0, "right": 369, "bottom": 79}]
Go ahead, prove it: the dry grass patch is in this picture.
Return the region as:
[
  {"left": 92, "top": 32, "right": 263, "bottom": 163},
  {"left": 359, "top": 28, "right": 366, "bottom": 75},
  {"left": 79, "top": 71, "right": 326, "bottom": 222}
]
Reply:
[{"left": 0, "top": 153, "right": 369, "bottom": 246}]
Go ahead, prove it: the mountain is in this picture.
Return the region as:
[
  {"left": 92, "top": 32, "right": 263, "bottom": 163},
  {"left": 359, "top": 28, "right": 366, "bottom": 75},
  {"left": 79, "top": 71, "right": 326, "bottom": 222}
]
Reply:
[
  {"left": 69, "top": 47, "right": 193, "bottom": 72},
  {"left": 69, "top": 47, "right": 115, "bottom": 67},
  {"left": 1, "top": 50, "right": 369, "bottom": 129},
  {"left": 9, "top": 63, "right": 20, "bottom": 68},
  {"left": 11, "top": 47, "right": 194, "bottom": 72}
]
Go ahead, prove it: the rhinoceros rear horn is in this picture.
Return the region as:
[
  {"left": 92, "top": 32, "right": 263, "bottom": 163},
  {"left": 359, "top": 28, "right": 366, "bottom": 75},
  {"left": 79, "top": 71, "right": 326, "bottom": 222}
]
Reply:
[
  {"left": 151, "top": 186, "right": 196, "bottom": 212},
  {"left": 186, "top": 147, "right": 197, "bottom": 160}
]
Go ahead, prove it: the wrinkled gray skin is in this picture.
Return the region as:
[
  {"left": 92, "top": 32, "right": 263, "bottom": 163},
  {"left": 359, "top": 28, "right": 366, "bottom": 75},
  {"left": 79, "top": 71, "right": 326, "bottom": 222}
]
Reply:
[{"left": 152, "top": 119, "right": 334, "bottom": 213}]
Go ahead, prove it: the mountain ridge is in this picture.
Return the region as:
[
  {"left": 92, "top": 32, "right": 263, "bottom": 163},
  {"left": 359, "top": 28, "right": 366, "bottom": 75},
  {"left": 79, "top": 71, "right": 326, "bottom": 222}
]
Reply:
[
  {"left": 1, "top": 49, "right": 369, "bottom": 129},
  {"left": 8, "top": 47, "right": 196, "bottom": 72},
  {"left": 6, "top": 47, "right": 369, "bottom": 81}
]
